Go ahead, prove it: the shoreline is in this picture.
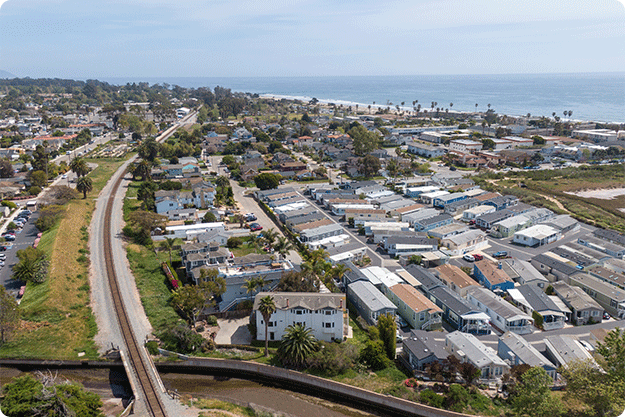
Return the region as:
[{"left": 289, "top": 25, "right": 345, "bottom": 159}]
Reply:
[{"left": 260, "top": 93, "right": 604, "bottom": 125}]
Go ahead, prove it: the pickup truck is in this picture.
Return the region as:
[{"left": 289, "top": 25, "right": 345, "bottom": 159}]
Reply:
[{"left": 493, "top": 251, "right": 508, "bottom": 258}]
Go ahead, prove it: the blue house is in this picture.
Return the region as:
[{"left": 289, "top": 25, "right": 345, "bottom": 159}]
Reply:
[
  {"left": 414, "top": 213, "right": 453, "bottom": 232},
  {"left": 473, "top": 259, "right": 514, "bottom": 292},
  {"left": 433, "top": 193, "right": 467, "bottom": 209}
]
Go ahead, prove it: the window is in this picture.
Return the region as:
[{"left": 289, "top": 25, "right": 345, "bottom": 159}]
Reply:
[
  {"left": 591, "top": 310, "right": 600, "bottom": 317},
  {"left": 269, "top": 332, "right": 275, "bottom": 341},
  {"left": 323, "top": 322, "right": 334, "bottom": 328},
  {"left": 325, "top": 310, "right": 333, "bottom": 315},
  {"left": 268, "top": 321, "right": 276, "bottom": 327}
]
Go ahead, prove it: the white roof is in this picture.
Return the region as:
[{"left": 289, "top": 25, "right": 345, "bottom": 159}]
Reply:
[
  {"left": 273, "top": 202, "right": 310, "bottom": 214},
  {"left": 361, "top": 266, "right": 404, "bottom": 288},
  {"left": 421, "top": 190, "right": 450, "bottom": 199},
  {"left": 507, "top": 288, "right": 532, "bottom": 312},
  {"left": 167, "top": 222, "right": 224, "bottom": 232},
  {"left": 464, "top": 205, "right": 496, "bottom": 215},
  {"left": 514, "top": 224, "right": 559, "bottom": 239}
]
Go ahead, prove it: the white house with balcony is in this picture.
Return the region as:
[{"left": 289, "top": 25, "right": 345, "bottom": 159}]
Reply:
[
  {"left": 466, "top": 287, "right": 534, "bottom": 335},
  {"left": 253, "top": 292, "right": 348, "bottom": 343}
]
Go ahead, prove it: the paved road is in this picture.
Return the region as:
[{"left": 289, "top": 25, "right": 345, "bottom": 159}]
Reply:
[{"left": 0, "top": 211, "right": 40, "bottom": 298}]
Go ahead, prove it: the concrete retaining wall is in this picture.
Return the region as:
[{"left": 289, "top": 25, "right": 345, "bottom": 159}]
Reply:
[{"left": 156, "top": 358, "right": 470, "bottom": 417}]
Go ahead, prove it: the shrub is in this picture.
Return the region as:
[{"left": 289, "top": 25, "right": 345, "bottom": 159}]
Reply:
[
  {"left": 35, "top": 204, "right": 65, "bottom": 232},
  {"left": 195, "top": 325, "right": 205, "bottom": 333},
  {"left": 1, "top": 200, "right": 17, "bottom": 209},
  {"left": 359, "top": 340, "right": 389, "bottom": 371},
  {"left": 308, "top": 341, "right": 359, "bottom": 376},
  {"left": 227, "top": 236, "right": 242, "bottom": 248},
  {"left": 420, "top": 389, "right": 444, "bottom": 408},
  {"left": 145, "top": 340, "right": 159, "bottom": 355},
  {"left": 206, "top": 315, "right": 218, "bottom": 326},
  {"left": 159, "top": 323, "right": 210, "bottom": 354},
  {"left": 28, "top": 186, "right": 42, "bottom": 195}
]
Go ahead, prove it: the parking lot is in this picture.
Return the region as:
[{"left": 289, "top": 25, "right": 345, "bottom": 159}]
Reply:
[{"left": 0, "top": 210, "right": 40, "bottom": 298}]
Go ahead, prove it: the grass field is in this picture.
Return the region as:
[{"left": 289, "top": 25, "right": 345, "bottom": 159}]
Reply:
[
  {"left": 0, "top": 158, "right": 127, "bottom": 359},
  {"left": 475, "top": 164, "right": 625, "bottom": 232}
]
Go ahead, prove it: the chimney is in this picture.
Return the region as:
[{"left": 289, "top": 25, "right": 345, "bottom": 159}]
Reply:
[
  {"left": 286, "top": 298, "right": 289, "bottom": 307},
  {"left": 340, "top": 299, "right": 343, "bottom": 309}
]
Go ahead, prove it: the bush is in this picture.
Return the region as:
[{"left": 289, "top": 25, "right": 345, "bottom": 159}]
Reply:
[
  {"left": 227, "top": 236, "right": 242, "bottom": 248},
  {"left": 308, "top": 341, "right": 359, "bottom": 376},
  {"left": 159, "top": 323, "right": 211, "bottom": 354},
  {"left": 1, "top": 200, "right": 17, "bottom": 209},
  {"left": 28, "top": 186, "right": 42, "bottom": 195},
  {"left": 35, "top": 204, "right": 65, "bottom": 232},
  {"left": 360, "top": 340, "right": 389, "bottom": 371},
  {"left": 195, "top": 325, "right": 205, "bottom": 333},
  {"left": 206, "top": 315, "right": 218, "bottom": 326},
  {"left": 145, "top": 340, "right": 159, "bottom": 355},
  {"left": 420, "top": 389, "right": 445, "bottom": 408}
]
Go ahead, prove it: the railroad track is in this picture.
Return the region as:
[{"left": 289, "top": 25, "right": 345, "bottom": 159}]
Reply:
[{"left": 103, "top": 172, "right": 167, "bottom": 417}]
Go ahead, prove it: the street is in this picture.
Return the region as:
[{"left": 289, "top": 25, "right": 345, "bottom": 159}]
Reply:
[{"left": 0, "top": 210, "right": 40, "bottom": 298}]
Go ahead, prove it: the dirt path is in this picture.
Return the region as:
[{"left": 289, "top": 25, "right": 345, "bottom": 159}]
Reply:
[{"left": 541, "top": 194, "right": 570, "bottom": 213}]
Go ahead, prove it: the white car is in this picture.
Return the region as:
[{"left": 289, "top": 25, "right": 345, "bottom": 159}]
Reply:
[
  {"left": 62, "top": 174, "right": 68, "bottom": 179},
  {"left": 463, "top": 254, "right": 475, "bottom": 262}
]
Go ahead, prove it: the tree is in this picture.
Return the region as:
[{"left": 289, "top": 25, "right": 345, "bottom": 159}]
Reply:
[
  {"left": 360, "top": 339, "right": 388, "bottom": 371},
  {"left": 29, "top": 170, "right": 47, "bottom": 188},
  {"left": 386, "top": 159, "right": 400, "bottom": 181},
  {"left": 160, "top": 237, "right": 176, "bottom": 264},
  {"left": 0, "top": 159, "right": 14, "bottom": 178},
  {"left": 329, "top": 263, "right": 351, "bottom": 284},
  {"left": 561, "top": 359, "right": 625, "bottom": 417},
  {"left": 532, "top": 310, "right": 544, "bottom": 329},
  {"left": 69, "top": 158, "right": 89, "bottom": 177},
  {"left": 171, "top": 285, "right": 208, "bottom": 326},
  {"left": 377, "top": 313, "right": 396, "bottom": 360},
  {"left": 261, "top": 228, "right": 278, "bottom": 247},
  {"left": 1, "top": 374, "right": 103, "bottom": 417},
  {"left": 278, "top": 324, "right": 318, "bottom": 368},
  {"left": 596, "top": 327, "right": 625, "bottom": 382},
  {"left": 137, "top": 180, "right": 158, "bottom": 210},
  {"left": 348, "top": 124, "right": 380, "bottom": 156},
  {"left": 138, "top": 137, "right": 159, "bottom": 161},
  {"left": 254, "top": 172, "right": 281, "bottom": 190},
  {"left": 13, "top": 247, "right": 49, "bottom": 283},
  {"left": 510, "top": 367, "right": 564, "bottom": 417},
  {"left": 277, "top": 270, "right": 317, "bottom": 292},
  {"left": 532, "top": 135, "right": 546, "bottom": 145},
  {"left": 226, "top": 236, "right": 242, "bottom": 248},
  {"left": 357, "top": 155, "right": 381, "bottom": 178},
  {"left": 0, "top": 285, "right": 19, "bottom": 344},
  {"left": 258, "top": 295, "right": 276, "bottom": 357},
  {"left": 203, "top": 211, "right": 217, "bottom": 222},
  {"left": 274, "top": 236, "right": 294, "bottom": 260},
  {"left": 481, "top": 138, "right": 495, "bottom": 150},
  {"left": 76, "top": 176, "right": 93, "bottom": 199},
  {"left": 458, "top": 361, "right": 481, "bottom": 386},
  {"left": 131, "top": 160, "right": 152, "bottom": 181}
]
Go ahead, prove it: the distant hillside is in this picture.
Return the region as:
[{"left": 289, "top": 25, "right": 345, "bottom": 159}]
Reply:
[{"left": 0, "top": 70, "right": 16, "bottom": 79}]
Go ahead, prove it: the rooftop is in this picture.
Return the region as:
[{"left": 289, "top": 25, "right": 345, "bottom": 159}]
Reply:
[{"left": 390, "top": 284, "right": 443, "bottom": 314}]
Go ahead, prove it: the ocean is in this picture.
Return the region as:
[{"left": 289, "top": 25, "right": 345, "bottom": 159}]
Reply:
[{"left": 102, "top": 73, "right": 625, "bottom": 124}]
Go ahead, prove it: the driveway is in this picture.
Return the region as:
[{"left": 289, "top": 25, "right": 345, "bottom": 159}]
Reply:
[{"left": 215, "top": 317, "right": 253, "bottom": 345}]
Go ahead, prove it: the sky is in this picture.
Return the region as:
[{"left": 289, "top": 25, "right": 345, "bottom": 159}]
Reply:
[{"left": 0, "top": 0, "right": 624, "bottom": 78}]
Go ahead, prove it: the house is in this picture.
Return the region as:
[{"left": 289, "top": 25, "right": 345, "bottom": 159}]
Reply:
[
  {"left": 513, "top": 225, "right": 561, "bottom": 247},
  {"left": 184, "top": 246, "right": 231, "bottom": 275},
  {"left": 343, "top": 208, "right": 388, "bottom": 226},
  {"left": 384, "top": 236, "right": 438, "bottom": 257},
  {"left": 402, "top": 208, "right": 439, "bottom": 227},
  {"left": 531, "top": 253, "right": 580, "bottom": 282},
  {"left": 500, "top": 258, "right": 549, "bottom": 288},
  {"left": 372, "top": 229, "right": 425, "bottom": 245},
  {"left": 419, "top": 190, "right": 450, "bottom": 206},
  {"left": 440, "top": 230, "right": 488, "bottom": 256},
  {"left": 330, "top": 203, "right": 377, "bottom": 216},
  {"left": 326, "top": 241, "right": 368, "bottom": 264},
  {"left": 347, "top": 280, "right": 397, "bottom": 325},
  {"left": 432, "top": 193, "right": 467, "bottom": 209},
  {"left": 254, "top": 292, "right": 347, "bottom": 343},
  {"left": 475, "top": 209, "right": 513, "bottom": 230},
  {"left": 542, "top": 214, "right": 580, "bottom": 234},
  {"left": 444, "top": 198, "right": 480, "bottom": 216},
  {"left": 568, "top": 273, "right": 625, "bottom": 319},
  {"left": 433, "top": 264, "right": 477, "bottom": 297},
  {"left": 428, "top": 223, "right": 469, "bottom": 240},
  {"left": 511, "top": 284, "right": 566, "bottom": 330},
  {"left": 572, "top": 129, "right": 623, "bottom": 142},
  {"left": 466, "top": 287, "right": 534, "bottom": 335},
  {"left": 588, "top": 265, "right": 625, "bottom": 290},
  {"left": 400, "top": 330, "right": 449, "bottom": 372},
  {"left": 413, "top": 213, "right": 454, "bottom": 232},
  {"left": 364, "top": 221, "right": 411, "bottom": 237},
  {"left": 449, "top": 139, "right": 483, "bottom": 153},
  {"left": 551, "top": 281, "right": 604, "bottom": 325},
  {"left": 207, "top": 256, "right": 294, "bottom": 311},
  {"left": 285, "top": 213, "right": 326, "bottom": 230},
  {"left": 165, "top": 222, "right": 226, "bottom": 240},
  {"left": 482, "top": 195, "right": 519, "bottom": 211},
  {"left": 544, "top": 335, "right": 596, "bottom": 368},
  {"left": 577, "top": 235, "right": 625, "bottom": 259},
  {"left": 593, "top": 228, "right": 625, "bottom": 246},
  {"left": 279, "top": 206, "right": 318, "bottom": 223},
  {"left": 497, "top": 332, "right": 557, "bottom": 381},
  {"left": 445, "top": 331, "right": 510, "bottom": 381},
  {"left": 462, "top": 205, "right": 496, "bottom": 221},
  {"left": 298, "top": 223, "right": 345, "bottom": 244},
  {"left": 473, "top": 259, "right": 515, "bottom": 292},
  {"left": 292, "top": 218, "right": 334, "bottom": 233},
  {"left": 164, "top": 208, "right": 198, "bottom": 222},
  {"left": 405, "top": 185, "right": 440, "bottom": 198},
  {"left": 406, "top": 141, "right": 447, "bottom": 158},
  {"left": 388, "top": 284, "right": 443, "bottom": 330}
]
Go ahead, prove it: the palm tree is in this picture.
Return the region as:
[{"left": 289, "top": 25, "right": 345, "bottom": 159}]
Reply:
[
  {"left": 262, "top": 228, "right": 278, "bottom": 248},
  {"left": 70, "top": 158, "right": 89, "bottom": 178},
  {"left": 160, "top": 237, "right": 176, "bottom": 264},
  {"left": 76, "top": 176, "right": 93, "bottom": 199},
  {"left": 258, "top": 295, "right": 276, "bottom": 357},
  {"left": 274, "top": 236, "right": 294, "bottom": 260},
  {"left": 278, "top": 324, "right": 318, "bottom": 368},
  {"left": 330, "top": 263, "right": 351, "bottom": 285},
  {"left": 475, "top": 103, "right": 478, "bottom": 112},
  {"left": 450, "top": 102, "right": 453, "bottom": 110},
  {"left": 242, "top": 278, "right": 259, "bottom": 295}
]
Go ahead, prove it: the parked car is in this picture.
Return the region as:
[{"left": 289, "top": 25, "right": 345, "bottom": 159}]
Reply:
[
  {"left": 249, "top": 223, "right": 263, "bottom": 232},
  {"left": 493, "top": 251, "right": 508, "bottom": 258},
  {"left": 245, "top": 213, "right": 257, "bottom": 221},
  {"left": 472, "top": 254, "right": 484, "bottom": 261},
  {"left": 3, "top": 235, "right": 15, "bottom": 241},
  {"left": 463, "top": 254, "right": 475, "bottom": 262},
  {"left": 603, "top": 312, "right": 611, "bottom": 320},
  {"left": 0, "top": 244, "right": 12, "bottom": 251}
]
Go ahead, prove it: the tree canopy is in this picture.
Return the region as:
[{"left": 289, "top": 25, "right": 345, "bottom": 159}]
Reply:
[
  {"left": 254, "top": 172, "right": 281, "bottom": 190},
  {"left": 348, "top": 124, "right": 380, "bottom": 156}
]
